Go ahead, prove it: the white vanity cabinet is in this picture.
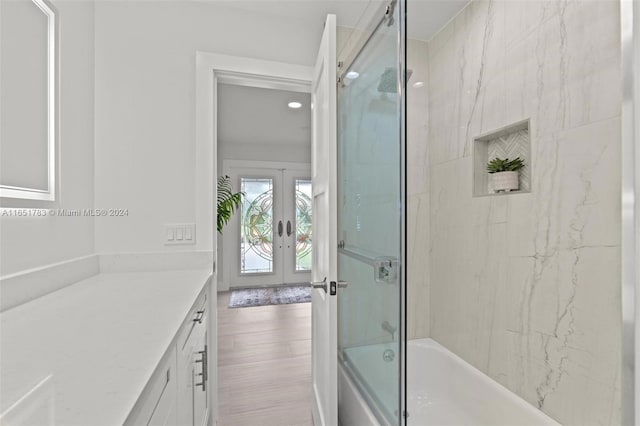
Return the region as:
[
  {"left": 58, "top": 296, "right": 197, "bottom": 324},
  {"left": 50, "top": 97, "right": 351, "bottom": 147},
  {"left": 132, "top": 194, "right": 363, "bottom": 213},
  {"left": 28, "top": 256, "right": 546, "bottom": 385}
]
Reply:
[
  {"left": 122, "top": 345, "right": 178, "bottom": 426},
  {"left": 176, "top": 292, "right": 209, "bottom": 426},
  {"left": 125, "top": 287, "right": 209, "bottom": 426},
  {"left": 0, "top": 270, "right": 213, "bottom": 426}
]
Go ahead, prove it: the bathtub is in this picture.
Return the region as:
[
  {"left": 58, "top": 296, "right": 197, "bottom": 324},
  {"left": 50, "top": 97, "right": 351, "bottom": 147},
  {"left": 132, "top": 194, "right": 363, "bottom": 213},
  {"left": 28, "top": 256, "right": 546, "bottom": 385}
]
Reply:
[{"left": 339, "top": 338, "right": 561, "bottom": 426}]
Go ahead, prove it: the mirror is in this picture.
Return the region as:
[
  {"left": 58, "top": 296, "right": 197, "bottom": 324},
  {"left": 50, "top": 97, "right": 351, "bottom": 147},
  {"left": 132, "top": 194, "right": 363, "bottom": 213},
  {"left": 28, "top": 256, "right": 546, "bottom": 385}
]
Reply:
[{"left": 0, "top": 0, "right": 56, "bottom": 201}]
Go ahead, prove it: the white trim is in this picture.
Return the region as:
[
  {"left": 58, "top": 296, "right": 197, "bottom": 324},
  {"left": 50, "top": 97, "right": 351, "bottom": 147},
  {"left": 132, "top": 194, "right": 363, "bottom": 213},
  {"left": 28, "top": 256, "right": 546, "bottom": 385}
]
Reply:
[
  {"left": 0, "top": 0, "right": 57, "bottom": 202},
  {"left": 224, "top": 159, "right": 311, "bottom": 172},
  {"left": 195, "top": 52, "right": 313, "bottom": 253},
  {"left": 0, "top": 254, "right": 99, "bottom": 312}
]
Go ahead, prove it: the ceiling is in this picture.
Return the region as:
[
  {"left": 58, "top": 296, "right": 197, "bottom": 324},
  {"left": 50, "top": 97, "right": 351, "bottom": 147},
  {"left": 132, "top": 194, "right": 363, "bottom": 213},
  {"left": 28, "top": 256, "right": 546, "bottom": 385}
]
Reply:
[
  {"left": 217, "top": 84, "right": 311, "bottom": 146},
  {"left": 203, "top": 0, "right": 469, "bottom": 41},
  {"left": 215, "top": 1, "right": 471, "bottom": 146}
]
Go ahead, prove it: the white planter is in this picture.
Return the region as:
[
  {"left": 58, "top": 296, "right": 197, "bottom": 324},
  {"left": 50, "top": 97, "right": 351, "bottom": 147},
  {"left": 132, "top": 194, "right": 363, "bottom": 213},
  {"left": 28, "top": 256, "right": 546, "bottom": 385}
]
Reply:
[{"left": 491, "top": 171, "right": 519, "bottom": 193}]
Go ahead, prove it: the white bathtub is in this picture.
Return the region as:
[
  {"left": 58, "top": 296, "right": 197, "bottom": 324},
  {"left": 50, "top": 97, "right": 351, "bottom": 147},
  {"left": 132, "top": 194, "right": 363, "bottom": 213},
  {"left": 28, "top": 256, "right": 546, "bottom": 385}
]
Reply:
[{"left": 339, "top": 338, "right": 561, "bottom": 426}]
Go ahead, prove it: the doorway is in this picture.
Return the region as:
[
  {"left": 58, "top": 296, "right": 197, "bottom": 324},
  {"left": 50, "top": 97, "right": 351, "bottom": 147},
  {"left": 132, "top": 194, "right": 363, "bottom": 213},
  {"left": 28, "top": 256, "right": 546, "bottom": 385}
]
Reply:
[
  {"left": 222, "top": 161, "right": 312, "bottom": 288},
  {"left": 215, "top": 82, "right": 312, "bottom": 291}
]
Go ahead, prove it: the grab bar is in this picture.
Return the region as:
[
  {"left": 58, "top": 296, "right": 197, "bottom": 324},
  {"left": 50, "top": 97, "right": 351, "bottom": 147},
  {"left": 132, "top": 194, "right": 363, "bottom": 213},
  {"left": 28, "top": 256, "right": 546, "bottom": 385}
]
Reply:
[
  {"left": 338, "top": 247, "right": 377, "bottom": 267},
  {"left": 338, "top": 247, "right": 399, "bottom": 283}
]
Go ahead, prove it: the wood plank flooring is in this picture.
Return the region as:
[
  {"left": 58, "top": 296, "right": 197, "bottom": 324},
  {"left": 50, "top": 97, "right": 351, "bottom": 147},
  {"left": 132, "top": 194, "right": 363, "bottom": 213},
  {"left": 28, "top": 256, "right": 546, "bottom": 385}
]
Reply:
[{"left": 217, "top": 291, "right": 313, "bottom": 426}]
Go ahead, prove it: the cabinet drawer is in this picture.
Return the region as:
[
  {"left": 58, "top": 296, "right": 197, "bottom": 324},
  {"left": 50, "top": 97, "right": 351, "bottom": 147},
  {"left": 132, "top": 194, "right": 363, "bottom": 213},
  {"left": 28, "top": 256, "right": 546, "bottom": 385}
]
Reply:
[{"left": 124, "top": 347, "right": 177, "bottom": 426}]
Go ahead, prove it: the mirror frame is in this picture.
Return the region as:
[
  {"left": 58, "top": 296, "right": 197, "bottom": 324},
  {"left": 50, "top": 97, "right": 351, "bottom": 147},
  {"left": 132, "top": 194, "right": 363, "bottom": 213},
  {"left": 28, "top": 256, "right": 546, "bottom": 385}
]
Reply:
[{"left": 0, "top": 0, "right": 57, "bottom": 202}]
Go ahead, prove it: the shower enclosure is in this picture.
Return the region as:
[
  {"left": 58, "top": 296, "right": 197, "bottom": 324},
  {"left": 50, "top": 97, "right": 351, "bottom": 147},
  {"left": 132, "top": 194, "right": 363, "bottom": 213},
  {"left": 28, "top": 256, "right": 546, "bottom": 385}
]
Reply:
[
  {"left": 336, "top": 1, "right": 406, "bottom": 424},
  {"left": 335, "top": 0, "right": 636, "bottom": 425}
]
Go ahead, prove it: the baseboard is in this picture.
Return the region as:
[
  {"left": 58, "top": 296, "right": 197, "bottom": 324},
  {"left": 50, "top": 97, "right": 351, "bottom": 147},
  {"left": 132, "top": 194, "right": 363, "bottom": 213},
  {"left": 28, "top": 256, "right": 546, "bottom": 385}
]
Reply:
[
  {"left": 0, "top": 254, "right": 99, "bottom": 312},
  {"left": 0, "top": 251, "right": 215, "bottom": 312}
]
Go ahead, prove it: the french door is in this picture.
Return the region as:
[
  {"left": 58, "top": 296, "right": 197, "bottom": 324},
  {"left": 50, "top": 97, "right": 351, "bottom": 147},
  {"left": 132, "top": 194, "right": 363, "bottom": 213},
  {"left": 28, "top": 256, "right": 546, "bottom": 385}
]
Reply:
[{"left": 222, "top": 161, "right": 312, "bottom": 288}]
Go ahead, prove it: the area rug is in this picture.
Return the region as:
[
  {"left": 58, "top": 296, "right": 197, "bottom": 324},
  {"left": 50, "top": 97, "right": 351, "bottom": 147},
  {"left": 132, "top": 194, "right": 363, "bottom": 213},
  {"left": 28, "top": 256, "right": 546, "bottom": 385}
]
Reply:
[{"left": 229, "top": 285, "right": 311, "bottom": 308}]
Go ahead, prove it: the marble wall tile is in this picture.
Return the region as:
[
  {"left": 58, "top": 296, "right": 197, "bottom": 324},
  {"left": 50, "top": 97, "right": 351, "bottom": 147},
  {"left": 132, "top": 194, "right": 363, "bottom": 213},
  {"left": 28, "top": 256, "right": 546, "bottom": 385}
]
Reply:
[
  {"left": 407, "top": 38, "right": 431, "bottom": 339},
  {"left": 421, "top": 0, "right": 622, "bottom": 424},
  {"left": 407, "top": 192, "right": 430, "bottom": 339}
]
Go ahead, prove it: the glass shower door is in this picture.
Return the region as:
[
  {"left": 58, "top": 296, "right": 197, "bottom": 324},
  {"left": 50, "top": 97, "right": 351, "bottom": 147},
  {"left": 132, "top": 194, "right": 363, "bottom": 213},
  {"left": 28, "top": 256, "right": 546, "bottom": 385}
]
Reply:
[{"left": 337, "top": 2, "right": 406, "bottom": 424}]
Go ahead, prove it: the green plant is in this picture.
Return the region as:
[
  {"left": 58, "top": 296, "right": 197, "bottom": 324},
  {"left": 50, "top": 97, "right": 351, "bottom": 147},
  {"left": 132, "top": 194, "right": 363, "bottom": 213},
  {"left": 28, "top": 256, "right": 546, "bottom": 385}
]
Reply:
[
  {"left": 217, "top": 175, "right": 243, "bottom": 233},
  {"left": 487, "top": 157, "right": 525, "bottom": 174}
]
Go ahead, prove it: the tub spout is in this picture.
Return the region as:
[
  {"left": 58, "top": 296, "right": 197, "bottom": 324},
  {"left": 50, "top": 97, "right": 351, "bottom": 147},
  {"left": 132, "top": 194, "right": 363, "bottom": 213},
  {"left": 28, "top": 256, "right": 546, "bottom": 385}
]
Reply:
[{"left": 382, "top": 320, "right": 397, "bottom": 340}]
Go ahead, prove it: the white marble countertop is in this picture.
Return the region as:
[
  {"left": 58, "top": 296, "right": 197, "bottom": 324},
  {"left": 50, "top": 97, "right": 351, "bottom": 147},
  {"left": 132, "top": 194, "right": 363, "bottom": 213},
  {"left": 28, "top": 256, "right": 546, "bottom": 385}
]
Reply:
[{"left": 0, "top": 269, "right": 211, "bottom": 425}]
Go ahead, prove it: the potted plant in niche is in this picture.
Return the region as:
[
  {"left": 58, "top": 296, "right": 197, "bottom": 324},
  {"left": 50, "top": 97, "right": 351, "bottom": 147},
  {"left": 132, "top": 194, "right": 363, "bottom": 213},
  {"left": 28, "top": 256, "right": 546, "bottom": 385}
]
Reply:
[
  {"left": 487, "top": 157, "right": 525, "bottom": 193},
  {"left": 217, "top": 175, "right": 244, "bottom": 233}
]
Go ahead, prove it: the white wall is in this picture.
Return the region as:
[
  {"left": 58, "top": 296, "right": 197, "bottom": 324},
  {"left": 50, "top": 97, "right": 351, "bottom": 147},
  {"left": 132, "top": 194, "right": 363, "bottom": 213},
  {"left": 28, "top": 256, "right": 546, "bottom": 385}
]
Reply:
[
  {"left": 93, "top": 1, "right": 323, "bottom": 254},
  {"left": 0, "top": 0, "right": 95, "bottom": 276}
]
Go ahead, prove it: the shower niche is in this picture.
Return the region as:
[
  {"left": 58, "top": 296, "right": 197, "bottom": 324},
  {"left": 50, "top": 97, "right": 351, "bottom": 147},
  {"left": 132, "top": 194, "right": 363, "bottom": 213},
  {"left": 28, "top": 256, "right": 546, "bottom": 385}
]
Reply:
[{"left": 472, "top": 119, "right": 531, "bottom": 197}]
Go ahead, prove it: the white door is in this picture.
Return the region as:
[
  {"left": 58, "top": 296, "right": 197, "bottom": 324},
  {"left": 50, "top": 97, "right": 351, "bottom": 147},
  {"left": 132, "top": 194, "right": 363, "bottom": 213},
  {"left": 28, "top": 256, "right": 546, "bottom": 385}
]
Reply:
[
  {"left": 310, "top": 14, "right": 338, "bottom": 426},
  {"left": 223, "top": 162, "right": 312, "bottom": 288}
]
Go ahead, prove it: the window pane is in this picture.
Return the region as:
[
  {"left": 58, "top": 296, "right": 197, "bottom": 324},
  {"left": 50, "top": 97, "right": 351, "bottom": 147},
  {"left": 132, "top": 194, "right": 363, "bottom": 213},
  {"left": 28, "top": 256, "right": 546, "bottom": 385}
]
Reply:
[
  {"left": 240, "top": 178, "right": 273, "bottom": 274},
  {"left": 295, "top": 179, "right": 312, "bottom": 271}
]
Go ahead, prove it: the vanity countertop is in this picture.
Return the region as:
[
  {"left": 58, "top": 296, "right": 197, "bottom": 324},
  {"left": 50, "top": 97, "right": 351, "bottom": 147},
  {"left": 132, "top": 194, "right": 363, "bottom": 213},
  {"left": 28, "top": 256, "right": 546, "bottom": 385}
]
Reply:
[{"left": 0, "top": 269, "right": 212, "bottom": 425}]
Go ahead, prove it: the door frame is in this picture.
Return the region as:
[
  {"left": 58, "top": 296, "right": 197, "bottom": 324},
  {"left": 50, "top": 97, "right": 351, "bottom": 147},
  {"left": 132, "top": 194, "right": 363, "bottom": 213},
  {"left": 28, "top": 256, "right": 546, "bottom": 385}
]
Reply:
[
  {"left": 221, "top": 159, "right": 312, "bottom": 289},
  {"left": 195, "top": 52, "right": 314, "bottom": 423}
]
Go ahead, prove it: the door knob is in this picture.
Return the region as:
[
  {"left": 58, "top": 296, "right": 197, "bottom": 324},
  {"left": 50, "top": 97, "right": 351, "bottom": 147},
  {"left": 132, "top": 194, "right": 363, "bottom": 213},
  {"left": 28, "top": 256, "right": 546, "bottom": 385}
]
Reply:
[{"left": 309, "top": 277, "right": 327, "bottom": 293}]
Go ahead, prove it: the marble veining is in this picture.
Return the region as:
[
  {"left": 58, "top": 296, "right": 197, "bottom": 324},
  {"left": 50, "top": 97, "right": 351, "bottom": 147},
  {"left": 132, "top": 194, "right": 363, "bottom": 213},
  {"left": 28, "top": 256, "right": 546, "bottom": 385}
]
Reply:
[{"left": 421, "top": 1, "right": 622, "bottom": 424}]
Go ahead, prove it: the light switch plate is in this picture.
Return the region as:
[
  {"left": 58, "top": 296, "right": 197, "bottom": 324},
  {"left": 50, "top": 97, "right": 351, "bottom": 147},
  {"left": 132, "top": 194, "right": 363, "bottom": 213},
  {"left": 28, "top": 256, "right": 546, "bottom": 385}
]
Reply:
[{"left": 164, "top": 223, "right": 196, "bottom": 245}]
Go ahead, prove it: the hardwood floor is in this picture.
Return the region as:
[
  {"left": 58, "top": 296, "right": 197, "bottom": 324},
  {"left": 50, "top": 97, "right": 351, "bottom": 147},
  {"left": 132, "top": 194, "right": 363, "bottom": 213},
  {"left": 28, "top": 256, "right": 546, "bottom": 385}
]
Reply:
[{"left": 217, "top": 291, "right": 313, "bottom": 426}]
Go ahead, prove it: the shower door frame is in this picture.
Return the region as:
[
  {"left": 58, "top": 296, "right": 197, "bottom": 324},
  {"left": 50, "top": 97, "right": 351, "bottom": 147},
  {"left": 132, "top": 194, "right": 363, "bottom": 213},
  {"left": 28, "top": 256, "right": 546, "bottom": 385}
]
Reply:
[
  {"left": 621, "top": 1, "right": 639, "bottom": 424},
  {"left": 335, "top": 0, "right": 408, "bottom": 423}
]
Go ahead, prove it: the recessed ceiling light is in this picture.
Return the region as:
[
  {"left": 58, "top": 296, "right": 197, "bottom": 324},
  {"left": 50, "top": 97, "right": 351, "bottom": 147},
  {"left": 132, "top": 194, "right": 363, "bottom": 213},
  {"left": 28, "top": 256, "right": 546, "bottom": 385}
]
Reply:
[
  {"left": 346, "top": 71, "right": 360, "bottom": 79},
  {"left": 288, "top": 101, "right": 302, "bottom": 109},
  {"left": 412, "top": 81, "right": 424, "bottom": 88}
]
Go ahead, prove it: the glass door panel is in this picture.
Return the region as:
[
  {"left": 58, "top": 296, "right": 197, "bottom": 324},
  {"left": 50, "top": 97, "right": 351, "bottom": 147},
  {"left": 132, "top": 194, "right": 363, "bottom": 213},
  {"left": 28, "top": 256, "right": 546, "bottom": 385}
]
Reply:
[
  {"left": 240, "top": 177, "right": 274, "bottom": 274},
  {"left": 337, "top": 3, "right": 405, "bottom": 425},
  {"left": 295, "top": 179, "right": 313, "bottom": 272},
  {"left": 283, "top": 170, "right": 313, "bottom": 284}
]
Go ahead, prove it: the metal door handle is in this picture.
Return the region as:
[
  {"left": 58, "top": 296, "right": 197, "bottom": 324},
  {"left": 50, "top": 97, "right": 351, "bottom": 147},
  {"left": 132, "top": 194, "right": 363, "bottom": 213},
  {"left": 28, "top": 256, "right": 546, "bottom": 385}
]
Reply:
[
  {"left": 195, "top": 346, "right": 207, "bottom": 391},
  {"left": 193, "top": 310, "right": 204, "bottom": 323},
  {"left": 309, "top": 277, "right": 327, "bottom": 293},
  {"left": 277, "top": 220, "right": 283, "bottom": 237},
  {"left": 286, "top": 220, "right": 292, "bottom": 237},
  {"left": 338, "top": 280, "right": 348, "bottom": 288}
]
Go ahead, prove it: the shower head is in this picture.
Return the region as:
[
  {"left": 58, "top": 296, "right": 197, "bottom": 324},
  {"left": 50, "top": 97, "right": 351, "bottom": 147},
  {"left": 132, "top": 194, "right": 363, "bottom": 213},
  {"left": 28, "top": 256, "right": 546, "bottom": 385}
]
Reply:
[{"left": 377, "top": 67, "right": 413, "bottom": 93}]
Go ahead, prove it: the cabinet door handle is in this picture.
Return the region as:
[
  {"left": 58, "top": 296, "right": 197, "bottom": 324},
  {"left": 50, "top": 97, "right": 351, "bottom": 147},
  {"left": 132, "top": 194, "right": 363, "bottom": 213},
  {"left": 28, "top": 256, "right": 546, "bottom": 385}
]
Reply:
[
  {"left": 193, "top": 310, "right": 204, "bottom": 323},
  {"left": 286, "top": 220, "right": 292, "bottom": 237},
  {"left": 277, "top": 220, "right": 283, "bottom": 237},
  {"left": 195, "top": 346, "right": 207, "bottom": 391}
]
